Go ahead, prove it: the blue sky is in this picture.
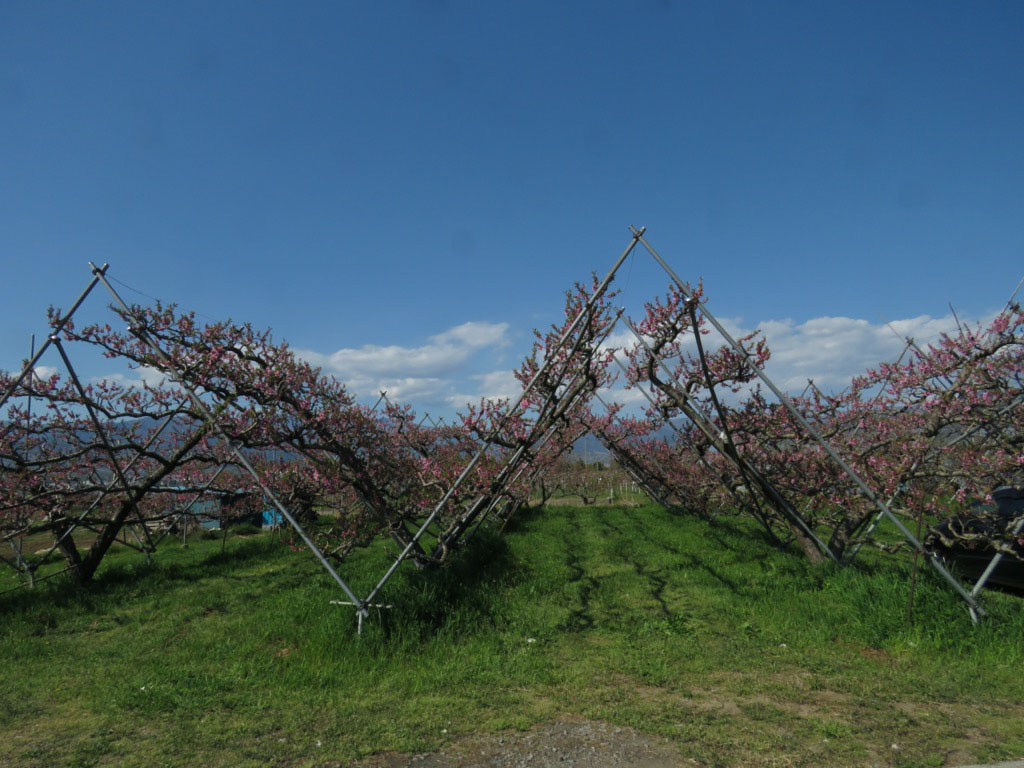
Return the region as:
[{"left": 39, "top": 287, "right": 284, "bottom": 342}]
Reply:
[{"left": 2, "top": 1, "right": 1022, "bottom": 415}]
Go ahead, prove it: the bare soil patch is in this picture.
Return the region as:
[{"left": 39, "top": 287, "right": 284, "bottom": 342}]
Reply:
[{"left": 354, "top": 720, "right": 693, "bottom": 768}]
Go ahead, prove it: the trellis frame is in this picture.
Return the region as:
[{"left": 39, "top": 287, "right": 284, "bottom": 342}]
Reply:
[
  {"left": 3, "top": 229, "right": 1018, "bottom": 627},
  {"left": 607, "top": 226, "right": 1019, "bottom": 620}
]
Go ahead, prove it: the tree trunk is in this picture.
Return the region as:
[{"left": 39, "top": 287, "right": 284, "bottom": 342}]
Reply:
[
  {"left": 49, "top": 509, "right": 85, "bottom": 585},
  {"left": 75, "top": 498, "right": 142, "bottom": 584}
]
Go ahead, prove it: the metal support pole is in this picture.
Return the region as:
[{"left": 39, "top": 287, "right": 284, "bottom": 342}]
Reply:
[
  {"left": 88, "top": 263, "right": 366, "bottom": 618},
  {"left": 51, "top": 338, "right": 157, "bottom": 553},
  {"left": 8, "top": 540, "right": 34, "bottom": 587},
  {"left": 631, "top": 227, "right": 984, "bottom": 618},
  {"left": 971, "top": 515, "right": 1024, "bottom": 598},
  {"left": 591, "top": 391, "right": 679, "bottom": 510},
  {"left": 361, "top": 231, "right": 644, "bottom": 607},
  {"left": 457, "top": 309, "right": 626, "bottom": 544},
  {"left": 620, "top": 313, "right": 834, "bottom": 559},
  {"left": 0, "top": 265, "right": 108, "bottom": 411},
  {"left": 844, "top": 391, "right": 1024, "bottom": 567},
  {"left": 602, "top": 362, "right": 777, "bottom": 536},
  {"left": 9, "top": 408, "right": 181, "bottom": 576}
]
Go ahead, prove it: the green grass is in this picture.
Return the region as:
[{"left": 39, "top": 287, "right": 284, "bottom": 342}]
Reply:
[{"left": 2, "top": 504, "right": 1023, "bottom": 767}]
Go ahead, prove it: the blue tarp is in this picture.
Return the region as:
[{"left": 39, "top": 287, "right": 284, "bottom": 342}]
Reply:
[{"left": 262, "top": 508, "right": 284, "bottom": 528}]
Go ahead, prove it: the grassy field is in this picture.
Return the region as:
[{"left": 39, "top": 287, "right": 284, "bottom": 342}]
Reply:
[{"left": 2, "top": 503, "right": 1023, "bottom": 767}]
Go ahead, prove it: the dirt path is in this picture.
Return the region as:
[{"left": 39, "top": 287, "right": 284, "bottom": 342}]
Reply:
[
  {"left": 350, "top": 718, "right": 1024, "bottom": 768},
  {"left": 356, "top": 720, "right": 693, "bottom": 768}
]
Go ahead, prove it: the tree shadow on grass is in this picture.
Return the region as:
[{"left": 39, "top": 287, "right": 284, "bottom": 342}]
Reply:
[
  {"left": 0, "top": 534, "right": 289, "bottom": 615},
  {"left": 100, "top": 535, "right": 284, "bottom": 586},
  {"left": 497, "top": 502, "right": 547, "bottom": 535},
  {"left": 614, "top": 507, "right": 779, "bottom": 597},
  {"left": 373, "top": 527, "right": 520, "bottom": 642},
  {"left": 558, "top": 508, "right": 598, "bottom": 632},
  {"left": 522, "top": 505, "right": 798, "bottom": 606}
]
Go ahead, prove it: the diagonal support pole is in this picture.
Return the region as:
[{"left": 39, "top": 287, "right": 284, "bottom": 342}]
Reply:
[
  {"left": 51, "top": 337, "right": 157, "bottom": 554},
  {"left": 361, "top": 230, "right": 645, "bottom": 608},
  {"left": 620, "top": 313, "right": 835, "bottom": 559},
  {"left": 88, "top": 263, "right": 366, "bottom": 617},
  {"left": 0, "top": 265, "right": 108, "bottom": 412},
  {"left": 631, "top": 227, "right": 984, "bottom": 619}
]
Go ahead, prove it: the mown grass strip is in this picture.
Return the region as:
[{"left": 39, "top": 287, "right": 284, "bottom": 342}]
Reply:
[{"left": 2, "top": 505, "right": 1022, "bottom": 767}]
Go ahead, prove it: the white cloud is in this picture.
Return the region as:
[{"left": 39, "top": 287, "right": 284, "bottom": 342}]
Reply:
[
  {"left": 32, "top": 365, "right": 58, "bottom": 381},
  {"left": 90, "top": 366, "right": 168, "bottom": 390},
  {"left": 372, "top": 377, "right": 450, "bottom": 402},
  {"left": 598, "top": 328, "right": 640, "bottom": 354},
  {"left": 297, "top": 321, "right": 512, "bottom": 407},
  {"left": 604, "top": 310, "right": 999, "bottom": 407},
  {"left": 702, "top": 311, "right": 1001, "bottom": 395},
  {"left": 74, "top": 310, "right": 998, "bottom": 420},
  {"left": 326, "top": 344, "right": 463, "bottom": 377},
  {"left": 475, "top": 370, "right": 521, "bottom": 399},
  {"left": 751, "top": 314, "right": 957, "bottom": 392},
  {"left": 438, "top": 311, "right": 996, "bottom": 418},
  {"left": 447, "top": 369, "right": 521, "bottom": 409},
  {"left": 298, "top": 321, "right": 509, "bottom": 381},
  {"left": 2, "top": 365, "right": 60, "bottom": 383},
  {"left": 431, "top": 321, "right": 510, "bottom": 348},
  {"left": 596, "top": 384, "right": 651, "bottom": 410}
]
